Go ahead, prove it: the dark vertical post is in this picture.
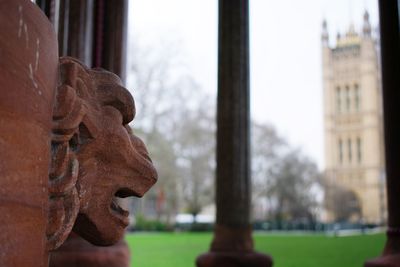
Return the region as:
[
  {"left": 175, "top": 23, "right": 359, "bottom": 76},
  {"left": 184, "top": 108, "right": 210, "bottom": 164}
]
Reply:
[
  {"left": 93, "top": 0, "right": 128, "bottom": 82},
  {"left": 36, "top": 0, "right": 55, "bottom": 22},
  {"left": 365, "top": 1, "right": 400, "bottom": 266},
  {"left": 216, "top": 0, "right": 251, "bottom": 230},
  {"left": 57, "top": 0, "right": 94, "bottom": 66},
  {"left": 57, "top": 0, "right": 70, "bottom": 57},
  {"left": 196, "top": 1, "right": 272, "bottom": 266},
  {"left": 66, "top": 0, "right": 94, "bottom": 66}
]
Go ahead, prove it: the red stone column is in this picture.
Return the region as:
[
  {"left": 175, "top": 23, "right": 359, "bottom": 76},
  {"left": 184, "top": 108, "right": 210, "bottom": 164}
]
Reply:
[
  {"left": 365, "top": 1, "right": 400, "bottom": 266},
  {"left": 0, "top": 0, "right": 58, "bottom": 266},
  {"left": 196, "top": 1, "right": 272, "bottom": 266}
]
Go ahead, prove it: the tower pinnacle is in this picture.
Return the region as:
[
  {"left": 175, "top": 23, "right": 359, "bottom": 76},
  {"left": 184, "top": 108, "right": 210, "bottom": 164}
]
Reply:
[
  {"left": 321, "top": 19, "right": 329, "bottom": 46},
  {"left": 363, "top": 10, "right": 371, "bottom": 37}
]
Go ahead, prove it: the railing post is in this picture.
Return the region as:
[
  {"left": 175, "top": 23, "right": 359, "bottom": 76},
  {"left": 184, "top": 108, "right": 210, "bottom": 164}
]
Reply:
[
  {"left": 196, "top": 1, "right": 272, "bottom": 266},
  {"left": 365, "top": 0, "right": 400, "bottom": 266}
]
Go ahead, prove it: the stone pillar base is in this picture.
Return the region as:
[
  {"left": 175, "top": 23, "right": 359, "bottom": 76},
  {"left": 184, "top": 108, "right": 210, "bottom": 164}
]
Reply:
[
  {"left": 49, "top": 233, "right": 130, "bottom": 267},
  {"left": 365, "top": 255, "right": 400, "bottom": 267},
  {"left": 196, "top": 251, "right": 273, "bottom": 267},
  {"left": 196, "top": 225, "right": 273, "bottom": 267},
  {"left": 365, "top": 231, "right": 400, "bottom": 267}
]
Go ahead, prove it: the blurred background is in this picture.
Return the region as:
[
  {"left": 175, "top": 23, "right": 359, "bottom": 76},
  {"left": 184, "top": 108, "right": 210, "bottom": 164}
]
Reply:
[{"left": 125, "top": 0, "right": 384, "bottom": 234}]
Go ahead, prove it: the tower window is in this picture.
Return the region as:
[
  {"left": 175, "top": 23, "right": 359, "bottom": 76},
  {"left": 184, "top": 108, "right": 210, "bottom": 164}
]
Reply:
[
  {"left": 338, "top": 139, "right": 343, "bottom": 164},
  {"left": 348, "top": 138, "right": 352, "bottom": 163},
  {"left": 357, "top": 137, "right": 362, "bottom": 163},
  {"left": 336, "top": 86, "right": 341, "bottom": 113},
  {"left": 355, "top": 84, "right": 361, "bottom": 111},
  {"left": 345, "top": 85, "right": 351, "bottom": 112}
]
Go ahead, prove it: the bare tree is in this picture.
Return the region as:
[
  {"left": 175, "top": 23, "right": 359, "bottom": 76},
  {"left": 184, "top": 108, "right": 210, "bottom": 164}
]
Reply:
[
  {"left": 323, "top": 181, "right": 362, "bottom": 222},
  {"left": 127, "top": 40, "right": 215, "bottom": 224},
  {"left": 266, "top": 150, "right": 321, "bottom": 225},
  {"left": 251, "top": 122, "right": 287, "bottom": 220},
  {"left": 251, "top": 122, "right": 322, "bottom": 224},
  {"left": 174, "top": 100, "right": 215, "bottom": 220}
]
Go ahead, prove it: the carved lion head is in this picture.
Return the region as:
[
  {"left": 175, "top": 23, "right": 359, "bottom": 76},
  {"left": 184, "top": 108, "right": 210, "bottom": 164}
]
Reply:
[{"left": 47, "top": 57, "right": 157, "bottom": 249}]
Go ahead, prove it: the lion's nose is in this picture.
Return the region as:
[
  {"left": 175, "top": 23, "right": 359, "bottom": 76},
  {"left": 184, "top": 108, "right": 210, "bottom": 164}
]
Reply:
[
  {"left": 128, "top": 134, "right": 158, "bottom": 196},
  {"left": 130, "top": 134, "right": 153, "bottom": 163}
]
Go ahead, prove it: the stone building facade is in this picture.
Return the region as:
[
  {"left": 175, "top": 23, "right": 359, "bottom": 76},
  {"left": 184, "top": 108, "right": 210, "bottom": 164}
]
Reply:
[{"left": 322, "top": 11, "right": 386, "bottom": 224}]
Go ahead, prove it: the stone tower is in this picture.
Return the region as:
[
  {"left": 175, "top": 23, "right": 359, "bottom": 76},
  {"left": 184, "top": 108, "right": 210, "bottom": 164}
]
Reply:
[{"left": 322, "top": 11, "right": 386, "bottom": 224}]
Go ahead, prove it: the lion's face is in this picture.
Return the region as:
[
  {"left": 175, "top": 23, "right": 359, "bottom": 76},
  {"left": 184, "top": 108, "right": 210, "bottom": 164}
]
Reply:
[
  {"left": 50, "top": 58, "right": 157, "bottom": 248},
  {"left": 73, "top": 72, "right": 157, "bottom": 246}
]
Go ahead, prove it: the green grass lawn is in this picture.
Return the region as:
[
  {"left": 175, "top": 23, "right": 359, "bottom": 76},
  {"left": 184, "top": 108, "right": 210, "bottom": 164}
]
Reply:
[{"left": 126, "top": 232, "right": 385, "bottom": 267}]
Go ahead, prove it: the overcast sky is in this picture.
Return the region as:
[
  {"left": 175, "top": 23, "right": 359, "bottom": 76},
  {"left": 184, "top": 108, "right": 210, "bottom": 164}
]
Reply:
[{"left": 128, "top": 0, "right": 379, "bottom": 169}]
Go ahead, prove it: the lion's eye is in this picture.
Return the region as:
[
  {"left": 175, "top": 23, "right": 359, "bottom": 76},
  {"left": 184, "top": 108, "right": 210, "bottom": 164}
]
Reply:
[
  {"left": 69, "top": 133, "right": 79, "bottom": 152},
  {"left": 104, "top": 106, "right": 123, "bottom": 125},
  {"left": 124, "top": 125, "right": 133, "bottom": 134},
  {"left": 79, "top": 123, "right": 93, "bottom": 144},
  {"left": 69, "top": 123, "right": 94, "bottom": 151}
]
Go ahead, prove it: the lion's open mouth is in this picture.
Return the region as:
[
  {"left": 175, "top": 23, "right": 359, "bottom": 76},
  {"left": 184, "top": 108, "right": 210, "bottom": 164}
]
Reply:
[
  {"left": 110, "top": 197, "right": 129, "bottom": 217},
  {"left": 110, "top": 188, "right": 139, "bottom": 218}
]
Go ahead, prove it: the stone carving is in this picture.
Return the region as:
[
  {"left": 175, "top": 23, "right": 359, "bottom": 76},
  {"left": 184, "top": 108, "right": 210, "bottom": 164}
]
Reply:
[{"left": 47, "top": 57, "right": 157, "bottom": 250}]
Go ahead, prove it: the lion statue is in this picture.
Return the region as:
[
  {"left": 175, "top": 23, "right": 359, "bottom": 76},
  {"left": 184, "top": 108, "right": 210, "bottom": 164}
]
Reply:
[{"left": 47, "top": 57, "right": 158, "bottom": 249}]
